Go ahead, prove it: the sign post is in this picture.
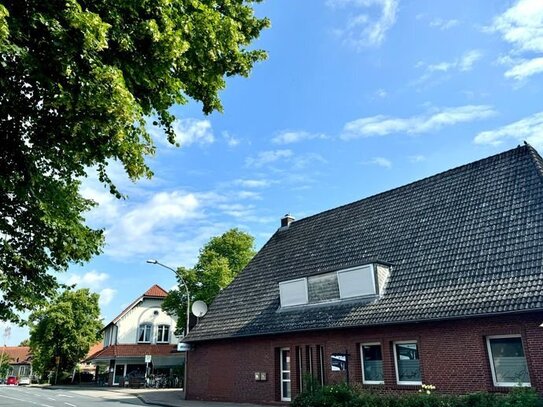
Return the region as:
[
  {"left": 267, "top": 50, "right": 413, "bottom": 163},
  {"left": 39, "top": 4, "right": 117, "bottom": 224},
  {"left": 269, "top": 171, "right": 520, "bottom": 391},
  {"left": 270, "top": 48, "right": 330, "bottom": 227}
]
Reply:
[{"left": 145, "top": 355, "right": 152, "bottom": 386}]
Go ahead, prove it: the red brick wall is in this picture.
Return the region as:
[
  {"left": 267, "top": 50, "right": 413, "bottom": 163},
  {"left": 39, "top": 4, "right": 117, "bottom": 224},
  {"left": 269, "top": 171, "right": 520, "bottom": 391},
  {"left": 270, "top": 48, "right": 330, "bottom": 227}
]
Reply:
[{"left": 186, "top": 312, "right": 543, "bottom": 404}]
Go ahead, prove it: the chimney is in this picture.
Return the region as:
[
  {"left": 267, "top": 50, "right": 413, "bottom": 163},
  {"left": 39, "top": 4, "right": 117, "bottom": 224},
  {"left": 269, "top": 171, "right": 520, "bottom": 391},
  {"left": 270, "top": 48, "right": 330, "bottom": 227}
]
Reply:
[{"left": 280, "top": 214, "right": 295, "bottom": 228}]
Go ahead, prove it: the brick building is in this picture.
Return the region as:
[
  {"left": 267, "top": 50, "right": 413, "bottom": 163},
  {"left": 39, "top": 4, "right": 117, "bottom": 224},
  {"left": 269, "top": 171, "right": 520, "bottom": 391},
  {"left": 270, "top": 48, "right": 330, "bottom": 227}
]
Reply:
[{"left": 184, "top": 145, "right": 543, "bottom": 403}]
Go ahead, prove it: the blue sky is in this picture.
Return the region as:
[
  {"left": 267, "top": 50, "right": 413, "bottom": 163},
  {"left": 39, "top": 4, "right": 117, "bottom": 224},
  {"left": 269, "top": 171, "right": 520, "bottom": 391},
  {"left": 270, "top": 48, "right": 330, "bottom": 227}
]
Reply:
[{"left": 4, "top": 0, "right": 543, "bottom": 345}]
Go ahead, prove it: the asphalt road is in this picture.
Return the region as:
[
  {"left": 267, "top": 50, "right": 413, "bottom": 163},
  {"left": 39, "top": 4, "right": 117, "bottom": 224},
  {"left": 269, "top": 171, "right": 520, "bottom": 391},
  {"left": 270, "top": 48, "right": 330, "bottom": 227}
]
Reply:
[{"left": 0, "top": 385, "right": 145, "bottom": 406}]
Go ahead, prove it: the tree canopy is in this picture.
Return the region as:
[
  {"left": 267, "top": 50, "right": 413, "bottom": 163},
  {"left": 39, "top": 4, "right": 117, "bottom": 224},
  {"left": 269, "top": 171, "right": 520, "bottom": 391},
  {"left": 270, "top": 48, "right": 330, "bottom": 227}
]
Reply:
[
  {"left": 162, "top": 228, "right": 255, "bottom": 334},
  {"left": 28, "top": 288, "right": 102, "bottom": 377},
  {"left": 0, "top": 0, "right": 268, "bottom": 322}
]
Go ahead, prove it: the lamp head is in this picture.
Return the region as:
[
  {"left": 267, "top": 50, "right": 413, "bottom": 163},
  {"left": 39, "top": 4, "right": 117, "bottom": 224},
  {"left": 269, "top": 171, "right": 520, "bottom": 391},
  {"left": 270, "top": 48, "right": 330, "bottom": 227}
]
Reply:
[{"left": 146, "top": 259, "right": 158, "bottom": 264}]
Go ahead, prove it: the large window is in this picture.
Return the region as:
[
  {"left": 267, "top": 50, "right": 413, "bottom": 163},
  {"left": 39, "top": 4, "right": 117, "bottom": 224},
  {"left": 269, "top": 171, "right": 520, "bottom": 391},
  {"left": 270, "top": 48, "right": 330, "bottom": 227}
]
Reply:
[
  {"left": 279, "top": 278, "right": 308, "bottom": 307},
  {"left": 138, "top": 324, "right": 152, "bottom": 343},
  {"left": 486, "top": 335, "right": 530, "bottom": 387},
  {"left": 361, "top": 343, "right": 384, "bottom": 384},
  {"left": 394, "top": 341, "right": 421, "bottom": 385},
  {"left": 279, "top": 264, "right": 388, "bottom": 308},
  {"left": 157, "top": 325, "right": 170, "bottom": 343}
]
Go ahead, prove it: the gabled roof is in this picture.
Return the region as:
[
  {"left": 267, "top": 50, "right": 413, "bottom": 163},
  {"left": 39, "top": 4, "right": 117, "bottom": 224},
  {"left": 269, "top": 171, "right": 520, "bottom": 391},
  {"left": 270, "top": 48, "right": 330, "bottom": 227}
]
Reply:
[
  {"left": 1, "top": 346, "right": 31, "bottom": 364},
  {"left": 187, "top": 145, "right": 543, "bottom": 342},
  {"left": 103, "top": 284, "right": 169, "bottom": 330}
]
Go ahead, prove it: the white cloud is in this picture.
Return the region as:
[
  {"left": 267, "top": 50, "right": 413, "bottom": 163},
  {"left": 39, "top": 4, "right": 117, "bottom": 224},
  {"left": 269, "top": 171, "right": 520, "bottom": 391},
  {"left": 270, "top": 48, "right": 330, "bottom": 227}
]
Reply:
[
  {"left": 367, "top": 157, "right": 392, "bottom": 168},
  {"left": 341, "top": 105, "right": 496, "bottom": 139},
  {"left": 327, "top": 0, "right": 398, "bottom": 49},
  {"left": 375, "top": 89, "right": 388, "bottom": 98},
  {"left": 66, "top": 270, "right": 109, "bottom": 290},
  {"left": 420, "top": 49, "right": 483, "bottom": 75},
  {"left": 474, "top": 111, "right": 543, "bottom": 148},
  {"left": 114, "top": 192, "right": 201, "bottom": 241},
  {"left": 459, "top": 50, "right": 484, "bottom": 71},
  {"left": 272, "top": 131, "right": 326, "bottom": 144},
  {"left": 504, "top": 57, "right": 543, "bottom": 80},
  {"left": 99, "top": 288, "right": 117, "bottom": 306},
  {"left": 235, "top": 179, "right": 271, "bottom": 188},
  {"left": 245, "top": 150, "right": 293, "bottom": 168},
  {"left": 429, "top": 18, "right": 459, "bottom": 30},
  {"left": 151, "top": 118, "right": 214, "bottom": 147},
  {"left": 491, "top": 0, "right": 543, "bottom": 80},
  {"left": 222, "top": 131, "right": 240, "bottom": 147},
  {"left": 237, "top": 191, "right": 263, "bottom": 200}
]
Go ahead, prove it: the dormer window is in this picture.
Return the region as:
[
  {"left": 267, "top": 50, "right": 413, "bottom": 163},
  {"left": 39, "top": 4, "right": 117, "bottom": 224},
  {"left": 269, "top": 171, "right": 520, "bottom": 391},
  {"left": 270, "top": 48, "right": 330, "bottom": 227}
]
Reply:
[
  {"left": 138, "top": 324, "right": 152, "bottom": 343},
  {"left": 279, "top": 263, "right": 390, "bottom": 308}
]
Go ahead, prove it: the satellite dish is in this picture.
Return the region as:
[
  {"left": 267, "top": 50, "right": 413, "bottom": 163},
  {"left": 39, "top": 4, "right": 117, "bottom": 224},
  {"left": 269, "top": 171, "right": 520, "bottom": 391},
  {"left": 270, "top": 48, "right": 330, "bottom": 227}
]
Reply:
[{"left": 192, "top": 301, "right": 208, "bottom": 318}]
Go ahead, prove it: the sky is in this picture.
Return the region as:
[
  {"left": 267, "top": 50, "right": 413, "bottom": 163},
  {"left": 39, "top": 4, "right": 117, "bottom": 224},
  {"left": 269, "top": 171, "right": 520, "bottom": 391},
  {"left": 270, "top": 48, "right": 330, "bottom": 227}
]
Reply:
[{"left": 3, "top": 0, "right": 543, "bottom": 345}]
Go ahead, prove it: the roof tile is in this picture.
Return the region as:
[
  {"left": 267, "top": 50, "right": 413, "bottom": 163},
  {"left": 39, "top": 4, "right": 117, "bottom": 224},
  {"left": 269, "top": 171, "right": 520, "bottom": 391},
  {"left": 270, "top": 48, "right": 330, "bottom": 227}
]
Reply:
[{"left": 187, "top": 145, "right": 543, "bottom": 341}]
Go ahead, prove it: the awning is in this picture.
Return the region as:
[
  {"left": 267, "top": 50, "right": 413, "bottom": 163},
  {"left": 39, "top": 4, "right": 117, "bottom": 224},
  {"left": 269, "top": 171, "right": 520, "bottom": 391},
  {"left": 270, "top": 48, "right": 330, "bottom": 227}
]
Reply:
[{"left": 151, "top": 354, "right": 185, "bottom": 367}]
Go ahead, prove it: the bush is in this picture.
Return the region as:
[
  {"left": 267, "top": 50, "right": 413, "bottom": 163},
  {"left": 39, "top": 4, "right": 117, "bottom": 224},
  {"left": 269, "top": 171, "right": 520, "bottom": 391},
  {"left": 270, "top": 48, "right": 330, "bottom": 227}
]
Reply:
[{"left": 292, "top": 383, "right": 542, "bottom": 407}]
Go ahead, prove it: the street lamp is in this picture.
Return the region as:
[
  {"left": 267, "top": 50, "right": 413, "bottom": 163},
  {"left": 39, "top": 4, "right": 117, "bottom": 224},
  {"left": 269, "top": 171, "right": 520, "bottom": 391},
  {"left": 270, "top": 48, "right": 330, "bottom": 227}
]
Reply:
[{"left": 146, "top": 259, "right": 190, "bottom": 337}]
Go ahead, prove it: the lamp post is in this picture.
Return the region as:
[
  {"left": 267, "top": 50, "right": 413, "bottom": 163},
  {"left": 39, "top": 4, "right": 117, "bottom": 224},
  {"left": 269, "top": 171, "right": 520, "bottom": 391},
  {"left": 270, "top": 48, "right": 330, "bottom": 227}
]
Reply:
[{"left": 146, "top": 260, "right": 191, "bottom": 337}]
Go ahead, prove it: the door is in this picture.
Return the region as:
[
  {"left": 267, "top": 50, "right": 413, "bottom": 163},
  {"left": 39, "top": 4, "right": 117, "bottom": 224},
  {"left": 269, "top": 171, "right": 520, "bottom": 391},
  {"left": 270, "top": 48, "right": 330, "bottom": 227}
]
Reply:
[
  {"left": 280, "top": 348, "right": 291, "bottom": 401},
  {"left": 114, "top": 364, "right": 125, "bottom": 385}
]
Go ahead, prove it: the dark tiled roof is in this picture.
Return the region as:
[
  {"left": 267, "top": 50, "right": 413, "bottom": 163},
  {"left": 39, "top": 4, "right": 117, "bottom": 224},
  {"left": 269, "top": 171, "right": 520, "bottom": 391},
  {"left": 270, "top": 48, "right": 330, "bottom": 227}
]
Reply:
[{"left": 187, "top": 145, "right": 543, "bottom": 342}]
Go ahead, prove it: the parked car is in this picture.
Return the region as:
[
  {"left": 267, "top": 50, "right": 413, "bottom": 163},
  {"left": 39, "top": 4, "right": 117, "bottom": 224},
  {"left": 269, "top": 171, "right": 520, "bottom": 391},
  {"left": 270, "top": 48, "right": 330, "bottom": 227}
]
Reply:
[
  {"left": 6, "top": 376, "right": 18, "bottom": 385},
  {"left": 19, "top": 376, "right": 30, "bottom": 385}
]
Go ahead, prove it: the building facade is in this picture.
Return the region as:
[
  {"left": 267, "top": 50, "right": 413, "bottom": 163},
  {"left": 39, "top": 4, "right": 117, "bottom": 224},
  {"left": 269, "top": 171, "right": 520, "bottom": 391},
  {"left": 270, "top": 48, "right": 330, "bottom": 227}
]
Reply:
[
  {"left": 184, "top": 145, "right": 543, "bottom": 403},
  {"left": 86, "top": 285, "right": 183, "bottom": 386}
]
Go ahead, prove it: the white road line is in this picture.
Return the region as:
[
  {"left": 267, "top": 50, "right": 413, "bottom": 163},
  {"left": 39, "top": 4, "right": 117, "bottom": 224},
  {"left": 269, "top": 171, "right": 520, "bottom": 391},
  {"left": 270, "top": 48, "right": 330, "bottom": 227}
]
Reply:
[
  {"left": 40, "top": 404, "right": 55, "bottom": 407},
  {"left": 64, "top": 403, "right": 77, "bottom": 407},
  {"left": 58, "top": 393, "right": 74, "bottom": 397},
  {"left": 0, "top": 393, "right": 41, "bottom": 405},
  {"left": 47, "top": 397, "right": 56, "bottom": 400}
]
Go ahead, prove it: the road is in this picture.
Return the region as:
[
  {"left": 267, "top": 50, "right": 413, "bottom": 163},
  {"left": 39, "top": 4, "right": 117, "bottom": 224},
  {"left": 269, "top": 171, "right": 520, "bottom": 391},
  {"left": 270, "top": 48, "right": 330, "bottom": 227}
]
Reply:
[{"left": 0, "top": 385, "right": 145, "bottom": 406}]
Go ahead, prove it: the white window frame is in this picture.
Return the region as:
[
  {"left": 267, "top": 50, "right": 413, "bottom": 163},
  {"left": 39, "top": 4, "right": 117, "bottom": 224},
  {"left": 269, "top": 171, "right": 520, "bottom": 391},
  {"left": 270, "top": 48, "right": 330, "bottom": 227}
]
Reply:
[
  {"left": 280, "top": 347, "right": 292, "bottom": 402},
  {"left": 360, "top": 342, "right": 384, "bottom": 385},
  {"left": 486, "top": 334, "right": 531, "bottom": 387},
  {"left": 393, "top": 340, "right": 422, "bottom": 386},
  {"left": 137, "top": 323, "right": 152, "bottom": 343},
  {"left": 337, "top": 265, "right": 376, "bottom": 299},
  {"left": 157, "top": 324, "right": 170, "bottom": 343},
  {"left": 279, "top": 278, "right": 308, "bottom": 307}
]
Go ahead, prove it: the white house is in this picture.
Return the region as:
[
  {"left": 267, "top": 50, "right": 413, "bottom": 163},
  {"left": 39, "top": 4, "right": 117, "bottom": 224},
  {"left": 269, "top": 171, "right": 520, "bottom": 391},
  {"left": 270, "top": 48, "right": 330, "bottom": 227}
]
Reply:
[{"left": 86, "top": 285, "right": 183, "bottom": 386}]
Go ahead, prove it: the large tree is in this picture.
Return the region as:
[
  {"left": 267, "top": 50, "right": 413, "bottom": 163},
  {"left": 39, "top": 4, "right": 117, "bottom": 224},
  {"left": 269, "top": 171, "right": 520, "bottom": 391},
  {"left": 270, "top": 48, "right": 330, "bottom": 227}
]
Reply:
[
  {"left": 28, "top": 288, "right": 102, "bottom": 378},
  {"left": 162, "top": 228, "right": 255, "bottom": 334},
  {"left": 0, "top": 1, "right": 269, "bottom": 322}
]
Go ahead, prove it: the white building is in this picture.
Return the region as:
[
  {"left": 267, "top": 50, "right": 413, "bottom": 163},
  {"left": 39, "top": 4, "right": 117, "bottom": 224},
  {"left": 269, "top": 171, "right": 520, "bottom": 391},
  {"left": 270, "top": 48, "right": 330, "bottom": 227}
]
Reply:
[{"left": 86, "top": 285, "right": 183, "bottom": 386}]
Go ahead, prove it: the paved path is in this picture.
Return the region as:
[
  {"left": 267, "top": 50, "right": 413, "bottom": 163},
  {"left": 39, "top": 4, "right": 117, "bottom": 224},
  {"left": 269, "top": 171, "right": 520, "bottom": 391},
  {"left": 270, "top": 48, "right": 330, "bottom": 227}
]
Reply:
[{"left": 49, "top": 386, "right": 269, "bottom": 407}]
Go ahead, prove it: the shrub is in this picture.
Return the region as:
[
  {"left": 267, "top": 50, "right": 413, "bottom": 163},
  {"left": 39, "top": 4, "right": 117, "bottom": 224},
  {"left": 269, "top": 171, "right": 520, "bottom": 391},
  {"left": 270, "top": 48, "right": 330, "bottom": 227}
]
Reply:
[{"left": 292, "top": 383, "right": 543, "bottom": 407}]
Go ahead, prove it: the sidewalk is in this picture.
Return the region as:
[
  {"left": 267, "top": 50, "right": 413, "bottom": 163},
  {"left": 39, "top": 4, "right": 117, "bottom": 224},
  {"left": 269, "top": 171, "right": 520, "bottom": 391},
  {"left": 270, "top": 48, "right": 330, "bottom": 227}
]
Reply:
[{"left": 47, "top": 385, "right": 268, "bottom": 407}]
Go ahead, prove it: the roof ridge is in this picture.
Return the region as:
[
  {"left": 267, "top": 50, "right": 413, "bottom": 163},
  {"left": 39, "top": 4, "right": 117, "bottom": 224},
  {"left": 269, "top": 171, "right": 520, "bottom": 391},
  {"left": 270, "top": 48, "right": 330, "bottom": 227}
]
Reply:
[{"left": 289, "top": 144, "right": 529, "bottom": 227}]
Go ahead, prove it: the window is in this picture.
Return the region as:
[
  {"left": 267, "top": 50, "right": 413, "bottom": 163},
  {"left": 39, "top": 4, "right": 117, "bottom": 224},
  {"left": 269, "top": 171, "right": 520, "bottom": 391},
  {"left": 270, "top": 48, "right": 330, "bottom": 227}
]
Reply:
[
  {"left": 486, "top": 335, "right": 530, "bottom": 387},
  {"left": 279, "top": 278, "right": 308, "bottom": 307},
  {"left": 337, "top": 265, "right": 375, "bottom": 299},
  {"left": 280, "top": 348, "right": 291, "bottom": 401},
  {"left": 394, "top": 341, "right": 421, "bottom": 385},
  {"left": 157, "top": 325, "right": 170, "bottom": 343},
  {"left": 361, "top": 343, "right": 384, "bottom": 384},
  {"left": 279, "top": 263, "right": 389, "bottom": 308},
  {"left": 138, "top": 324, "right": 152, "bottom": 343}
]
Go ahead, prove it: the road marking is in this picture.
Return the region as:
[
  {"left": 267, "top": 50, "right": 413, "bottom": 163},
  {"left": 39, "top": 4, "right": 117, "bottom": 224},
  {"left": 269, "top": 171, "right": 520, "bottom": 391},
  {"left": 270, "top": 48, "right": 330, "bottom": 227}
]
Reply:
[
  {"left": 64, "top": 403, "right": 77, "bottom": 407},
  {"left": 58, "top": 393, "right": 74, "bottom": 397},
  {"left": 0, "top": 393, "right": 41, "bottom": 405},
  {"left": 40, "top": 404, "right": 55, "bottom": 407},
  {"left": 47, "top": 397, "right": 56, "bottom": 400}
]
